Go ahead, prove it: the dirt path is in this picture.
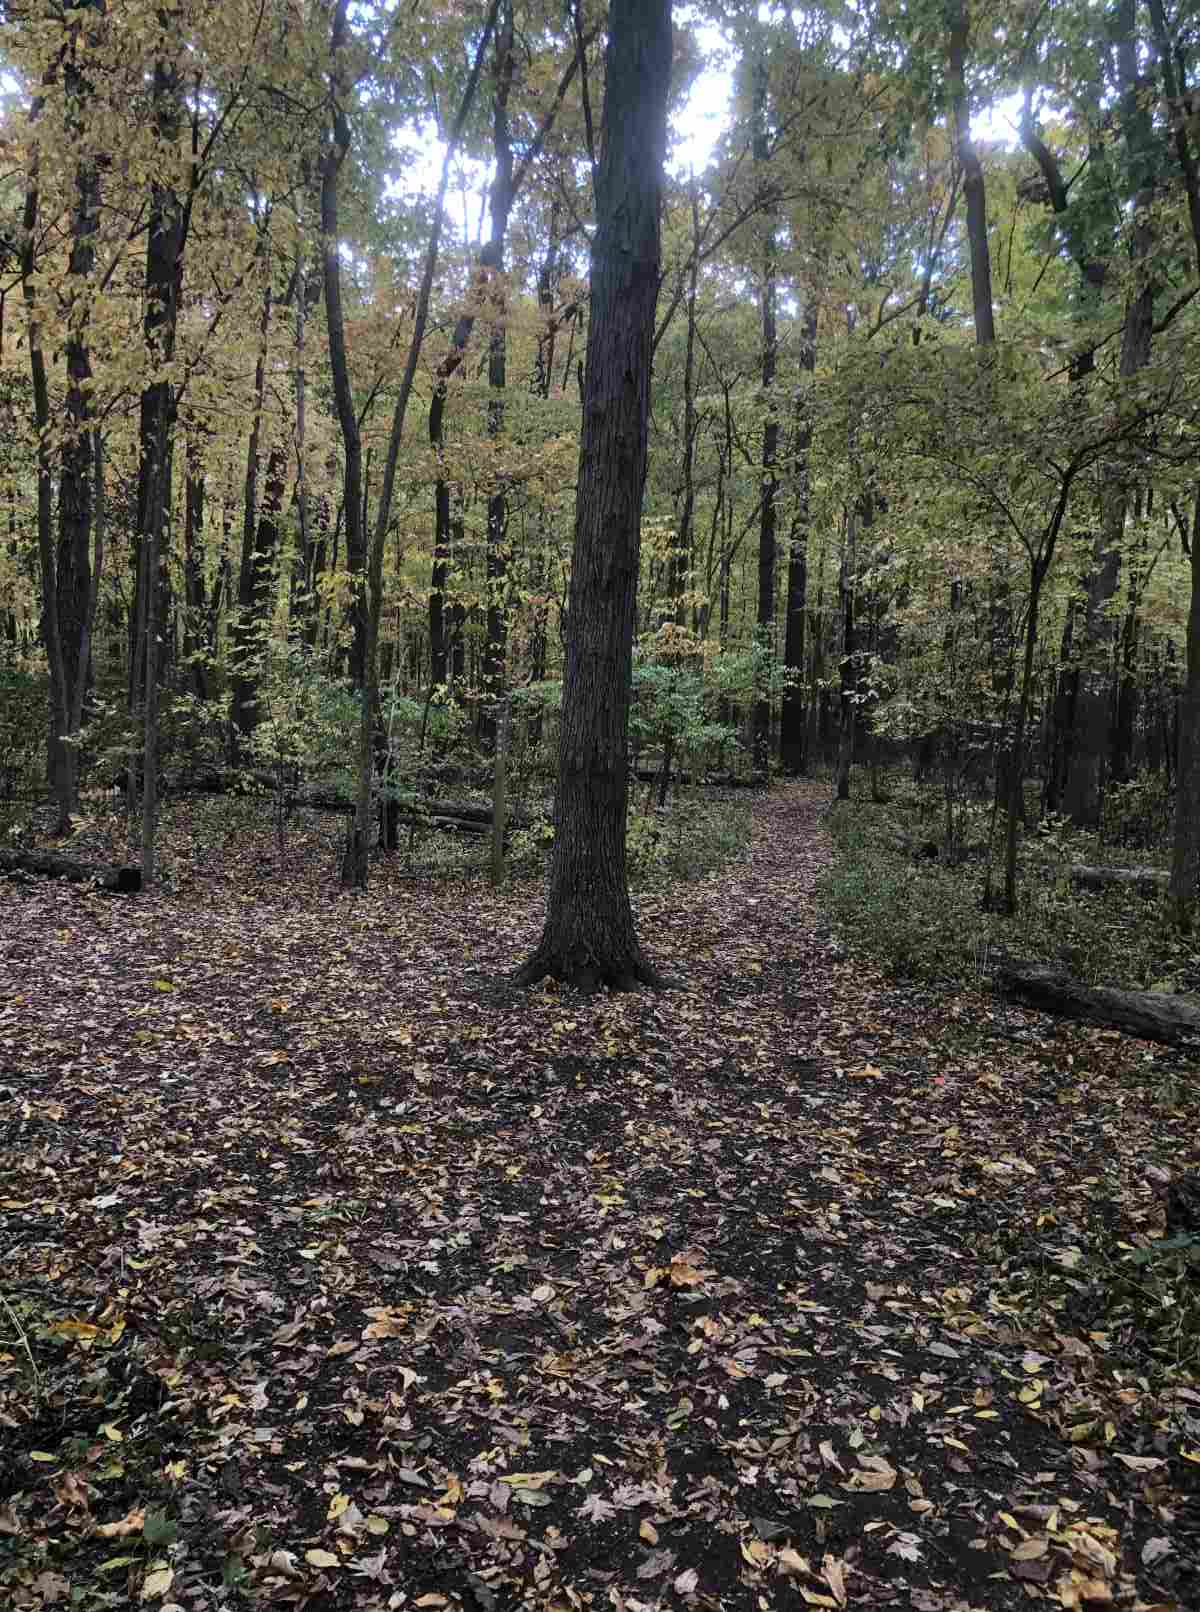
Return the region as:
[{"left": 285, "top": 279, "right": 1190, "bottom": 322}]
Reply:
[{"left": 1, "top": 780, "right": 1197, "bottom": 1610}]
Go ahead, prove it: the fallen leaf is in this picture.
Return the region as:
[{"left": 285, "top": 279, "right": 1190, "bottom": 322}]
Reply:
[
  {"left": 97, "top": 1509, "right": 146, "bottom": 1538},
  {"left": 822, "top": 1553, "right": 847, "bottom": 1605},
  {"left": 304, "top": 1549, "right": 340, "bottom": 1569},
  {"left": 1012, "top": 1537, "right": 1049, "bottom": 1561},
  {"left": 140, "top": 1566, "right": 174, "bottom": 1601},
  {"left": 1113, "top": 1453, "right": 1165, "bottom": 1472}
]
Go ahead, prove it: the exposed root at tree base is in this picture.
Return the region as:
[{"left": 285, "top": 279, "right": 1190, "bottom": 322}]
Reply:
[{"left": 512, "top": 945, "right": 665, "bottom": 993}]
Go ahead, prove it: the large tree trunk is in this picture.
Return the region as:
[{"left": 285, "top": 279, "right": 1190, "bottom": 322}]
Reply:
[{"left": 515, "top": 0, "right": 671, "bottom": 991}]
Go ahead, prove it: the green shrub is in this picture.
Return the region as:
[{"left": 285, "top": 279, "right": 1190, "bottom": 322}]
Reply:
[
  {"left": 0, "top": 652, "right": 43, "bottom": 804},
  {"left": 820, "top": 802, "right": 993, "bottom": 982}
]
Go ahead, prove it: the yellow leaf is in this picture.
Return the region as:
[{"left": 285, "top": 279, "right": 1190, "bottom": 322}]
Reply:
[
  {"left": 741, "top": 1538, "right": 770, "bottom": 1567},
  {"left": 305, "top": 1549, "right": 340, "bottom": 1568},
  {"left": 499, "top": 1470, "right": 557, "bottom": 1489},
  {"left": 640, "top": 1520, "right": 659, "bottom": 1544},
  {"left": 366, "top": 1516, "right": 389, "bottom": 1536},
  {"left": 327, "top": 1494, "right": 349, "bottom": 1520},
  {"left": 51, "top": 1318, "right": 100, "bottom": 1340},
  {"left": 29, "top": 1452, "right": 58, "bottom": 1463},
  {"left": 140, "top": 1566, "right": 174, "bottom": 1600},
  {"left": 153, "top": 980, "right": 174, "bottom": 992},
  {"left": 97, "top": 1509, "right": 146, "bottom": 1538},
  {"left": 99, "top": 1424, "right": 123, "bottom": 1442}
]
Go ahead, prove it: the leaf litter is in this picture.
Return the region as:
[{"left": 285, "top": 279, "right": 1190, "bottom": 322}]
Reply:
[{"left": 0, "top": 780, "right": 1197, "bottom": 1609}]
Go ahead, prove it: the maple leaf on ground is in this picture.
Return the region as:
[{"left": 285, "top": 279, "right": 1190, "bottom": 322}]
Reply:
[{"left": 578, "top": 1494, "right": 616, "bottom": 1524}]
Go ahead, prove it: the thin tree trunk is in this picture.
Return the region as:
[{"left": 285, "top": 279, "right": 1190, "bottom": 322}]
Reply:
[
  {"left": 946, "top": 0, "right": 995, "bottom": 344},
  {"left": 481, "top": 1, "right": 516, "bottom": 749},
  {"left": 21, "top": 125, "right": 71, "bottom": 828},
  {"left": 780, "top": 301, "right": 816, "bottom": 773},
  {"left": 1169, "top": 492, "right": 1200, "bottom": 929},
  {"left": 669, "top": 175, "right": 701, "bottom": 627},
  {"left": 321, "top": 1, "right": 365, "bottom": 709},
  {"left": 751, "top": 54, "right": 777, "bottom": 775}
]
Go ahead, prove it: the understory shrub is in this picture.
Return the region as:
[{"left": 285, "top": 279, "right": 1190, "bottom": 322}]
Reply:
[{"left": 820, "top": 792, "right": 1200, "bottom": 992}]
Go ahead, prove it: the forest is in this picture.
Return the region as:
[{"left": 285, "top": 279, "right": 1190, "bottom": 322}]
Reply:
[{"left": 2, "top": 0, "right": 1200, "bottom": 1608}]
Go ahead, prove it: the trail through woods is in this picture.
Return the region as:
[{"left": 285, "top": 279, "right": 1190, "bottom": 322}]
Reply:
[{"left": 1, "top": 781, "right": 1198, "bottom": 1610}]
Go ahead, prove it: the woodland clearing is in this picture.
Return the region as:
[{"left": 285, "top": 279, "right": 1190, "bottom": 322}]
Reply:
[{"left": 1, "top": 780, "right": 1198, "bottom": 1612}]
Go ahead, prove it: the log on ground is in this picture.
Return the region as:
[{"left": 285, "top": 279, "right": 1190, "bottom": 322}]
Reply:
[
  {"left": 285, "top": 792, "right": 537, "bottom": 830},
  {"left": 995, "top": 960, "right": 1200, "bottom": 1045},
  {"left": 1068, "top": 864, "right": 1168, "bottom": 896},
  {"left": 0, "top": 848, "right": 141, "bottom": 893}
]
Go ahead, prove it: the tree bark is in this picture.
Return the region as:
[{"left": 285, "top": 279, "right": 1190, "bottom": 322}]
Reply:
[
  {"left": 780, "top": 301, "right": 816, "bottom": 773},
  {"left": 751, "top": 53, "right": 777, "bottom": 775},
  {"left": 136, "top": 47, "right": 185, "bottom": 888},
  {"left": 946, "top": 0, "right": 995, "bottom": 344},
  {"left": 1169, "top": 492, "right": 1200, "bottom": 929},
  {"left": 996, "top": 960, "right": 1200, "bottom": 1046},
  {"left": 516, "top": 0, "right": 671, "bottom": 991},
  {"left": 481, "top": 1, "right": 516, "bottom": 748},
  {"left": 321, "top": 1, "right": 365, "bottom": 704}
]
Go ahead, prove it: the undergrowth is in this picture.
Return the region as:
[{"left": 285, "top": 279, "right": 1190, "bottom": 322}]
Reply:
[{"left": 819, "top": 773, "right": 1200, "bottom": 994}]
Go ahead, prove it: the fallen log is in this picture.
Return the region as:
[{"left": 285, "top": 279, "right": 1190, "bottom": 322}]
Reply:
[
  {"left": 1068, "top": 863, "right": 1168, "bottom": 897},
  {"left": 995, "top": 960, "right": 1200, "bottom": 1045},
  {"left": 283, "top": 791, "right": 538, "bottom": 830},
  {"left": 0, "top": 848, "right": 141, "bottom": 893}
]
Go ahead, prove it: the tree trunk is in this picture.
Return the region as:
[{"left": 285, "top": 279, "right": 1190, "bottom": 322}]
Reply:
[
  {"left": 57, "top": 146, "right": 100, "bottom": 800},
  {"left": 321, "top": 1, "right": 365, "bottom": 710},
  {"left": 20, "top": 133, "right": 70, "bottom": 830},
  {"left": 183, "top": 442, "right": 207, "bottom": 700},
  {"left": 669, "top": 177, "right": 701, "bottom": 627},
  {"left": 751, "top": 53, "right": 777, "bottom": 775},
  {"left": 946, "top": 0, "right": 995, "bottom": 345},
  {"left": 1169, "top": 492, "right": 1200, "bottom": 929},
  {"left": 481, "top": 2, "right": 516, "bottom": 749},
  {"left": 231, "top": 267, "right": 275, "bottom": 746},
  {"left": 1059, "top": 0, "right": 1155, "bottom": 828},
  {"left": 136, "top": 46, "right": 185, "bottom": 887},
  {"left": 516, "top": 0, "right": 671, "bottom": 991},
  {"left": 779, "top": 302, "right": 816, "bottom": 774}
]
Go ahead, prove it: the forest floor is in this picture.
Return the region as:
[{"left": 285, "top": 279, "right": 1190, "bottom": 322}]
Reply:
[{"left": 1, "top": 779, "right": 1198, "bottom": 1612}]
